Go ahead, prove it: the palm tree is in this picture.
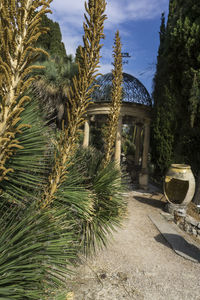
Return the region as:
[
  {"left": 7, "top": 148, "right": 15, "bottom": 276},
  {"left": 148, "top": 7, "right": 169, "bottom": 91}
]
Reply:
[{"left": 32, "top": 54, "right": 78, "bottom": 129}]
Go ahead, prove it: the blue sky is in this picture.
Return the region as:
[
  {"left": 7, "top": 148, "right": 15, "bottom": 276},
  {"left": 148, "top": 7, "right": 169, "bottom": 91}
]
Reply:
[{"left": 49, "top": 0, "right": 169, "bottom": 95}]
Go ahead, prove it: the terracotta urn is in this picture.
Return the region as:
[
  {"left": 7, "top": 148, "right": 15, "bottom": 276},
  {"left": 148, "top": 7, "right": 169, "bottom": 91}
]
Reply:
[{"left": 164, "top": 164, "right": 195, "bottom": 208}]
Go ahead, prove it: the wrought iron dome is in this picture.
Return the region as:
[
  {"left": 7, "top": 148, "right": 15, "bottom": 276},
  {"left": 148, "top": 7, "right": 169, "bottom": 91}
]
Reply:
[{"left": 92, "top": 72, "right": 152, "bottom": 106}]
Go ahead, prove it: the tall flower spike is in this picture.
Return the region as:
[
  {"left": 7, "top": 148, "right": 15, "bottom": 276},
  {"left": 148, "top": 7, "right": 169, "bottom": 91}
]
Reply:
[
  {"left": 41, "top": 0, "right": 107, "bottom": 209},
  {"left": 103, "top": 30, "right": 123, "bottom": 167},
  {"left": 0, "top": 0, "right": 52, "bottom": 182}
]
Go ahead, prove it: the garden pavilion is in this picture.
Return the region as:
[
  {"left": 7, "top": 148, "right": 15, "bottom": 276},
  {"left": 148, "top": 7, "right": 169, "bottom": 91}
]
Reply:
[{"left": 83, "top": 72, "right": 152, "bottom": 189}]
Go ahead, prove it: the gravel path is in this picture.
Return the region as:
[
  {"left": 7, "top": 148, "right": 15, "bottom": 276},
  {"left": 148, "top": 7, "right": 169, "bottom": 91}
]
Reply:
[{"left": 67, "top": 188, "right": 200, "bottom": 300}]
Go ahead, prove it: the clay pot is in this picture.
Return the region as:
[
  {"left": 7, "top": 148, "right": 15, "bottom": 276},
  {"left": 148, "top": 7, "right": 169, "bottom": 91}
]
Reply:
[{"left": 164, "top": 164, "right": 195, "bottom": 206}]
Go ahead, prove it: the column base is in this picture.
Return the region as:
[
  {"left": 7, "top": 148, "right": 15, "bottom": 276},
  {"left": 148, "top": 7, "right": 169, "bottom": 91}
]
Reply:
[{"left": 139, "top": 171, "right": 149, "bottom": 190}]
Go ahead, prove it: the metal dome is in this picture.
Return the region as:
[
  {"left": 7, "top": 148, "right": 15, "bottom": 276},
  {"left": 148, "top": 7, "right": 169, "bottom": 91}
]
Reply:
[{"left": 92, "top": 72, "right": 152, "bottom": 106}]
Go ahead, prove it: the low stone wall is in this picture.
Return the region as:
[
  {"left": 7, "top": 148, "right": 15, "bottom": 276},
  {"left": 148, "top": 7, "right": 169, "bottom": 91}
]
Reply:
[
  {"left": 174, "top": 214, "right": 200, "bottom": 239},
  {"left": 164, "top": 202, "right": 200, "bottom": 239}
]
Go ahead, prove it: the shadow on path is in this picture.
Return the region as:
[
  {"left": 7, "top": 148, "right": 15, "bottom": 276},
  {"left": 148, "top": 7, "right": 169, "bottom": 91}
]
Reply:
[
  {"left": 134, "top": 196, "right": 165, "bottom": 209},
  {"left": 155, "top": 233, "right": 200, "bottom": 263},
  {"left": 154, "top": 233, "right": 172, "bottom": 249}
]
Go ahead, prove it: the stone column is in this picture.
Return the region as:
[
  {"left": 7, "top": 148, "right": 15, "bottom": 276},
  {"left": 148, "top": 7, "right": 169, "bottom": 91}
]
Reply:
[
  {"left": 83, "top": 118, "right": 90, "bottom": 148},
  {"left": 139, "top": 120, "right": 150, "bottom": 189},
  {"left": 142, "top": 121, "right": 150, "bottom": 170},
  {"left": 134, "top": 124, "right": 142, "bottom": 166},
  {"left": 114, "top": 115, "right": 123, "bottom": 166}
]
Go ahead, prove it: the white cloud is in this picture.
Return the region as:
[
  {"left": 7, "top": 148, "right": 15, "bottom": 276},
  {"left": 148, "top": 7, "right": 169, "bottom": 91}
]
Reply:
[
  {"left": 104, "top": 0, "right": 168, "bottom": 29},
  {"left": 51, "top": 0, "right": 85, "bottom": 16},
  {"left": 100, "top": 46, "right": 113, "bottom": 61},
  {"left": 49, "top": 0, "right": 168, "bottom": 55},
  {"left": 127, "top": 0, "right": 168, "bottom": 20},
  {"left": 99, "top": 63, "right": 112, "bottom": 75},
  {"left": 62, "top": 35, "right": 82, "bottom": 56}
]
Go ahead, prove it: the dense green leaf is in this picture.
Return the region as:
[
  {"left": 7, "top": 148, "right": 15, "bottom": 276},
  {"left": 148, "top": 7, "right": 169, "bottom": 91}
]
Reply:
[
  {"left": 0, "top": 202, "right": 76, "bottom": 299},
  {"left": 0, "top": 99, "right": 52, "bottom": 206},
  {"left": 73, "top": 148, "right": 127, "bottom": 255}
]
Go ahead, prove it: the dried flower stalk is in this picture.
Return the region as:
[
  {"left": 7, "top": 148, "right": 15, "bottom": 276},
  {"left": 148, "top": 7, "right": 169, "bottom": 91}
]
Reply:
[
  {"left": 103, "top": 30, "right": 123, "bottom": 167},
  {"left": 0, "top": 0, "right": 52, "bottom": 182},
  {"left": 41, "top": 0, "right": 107, "bottom": 208}
]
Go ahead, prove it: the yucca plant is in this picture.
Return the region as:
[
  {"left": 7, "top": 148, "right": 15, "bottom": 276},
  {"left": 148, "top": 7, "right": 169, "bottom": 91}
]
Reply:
[
  {"left": 72, "top": 147, "right": 127, "bottom": 255},
  {"left": 78, "top": 31, "right": 126, "bottom": 255},
  {"left": 0, "top": 1, "right": 80, "bottom": 297},
  {"left": 0, "top": 99, "right": 80, "bottom": 299},
  {"left": 0, "top": 200, "right": 78, "bottom": 299},
  {"left": 103, "top": 30, "right": 123, "bottom": 166},
  {"left": 0, "top": 1, "right": 127, "bottom": 299},
  {"left": 0, "top": 0, "right": 52, "bottom": 183},
  {"left": 0, "top": 98, "right": 51, "bottom": 207},
  {"left": 0, "top": 0, "right": 108, "bottom": 298},
  {"left": 41, "top": 0, "right": 107, "bottom": 209},
  {"left": 0, "top": 96, "right": 102, "bottom": 299}
]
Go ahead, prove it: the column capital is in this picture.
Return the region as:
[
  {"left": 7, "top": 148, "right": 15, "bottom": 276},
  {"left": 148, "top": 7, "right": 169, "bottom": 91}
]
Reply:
[
  {"left": 144, "top": 119, "right": 151, "bottom": 126},
  {"left": 135, "top": 119, "right": 144, "bottom": 127}
]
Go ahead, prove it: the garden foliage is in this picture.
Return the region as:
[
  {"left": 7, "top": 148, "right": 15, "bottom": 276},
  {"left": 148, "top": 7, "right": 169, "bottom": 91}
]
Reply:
[
  {"left": 37, "top": 14, "right": 67, "bottom": 60},
  {"left": 152, "top": 0, "right": 200, "bottom": 176},
  {"left": 0, "top": 0, "right": 127, "bottom": 298}
]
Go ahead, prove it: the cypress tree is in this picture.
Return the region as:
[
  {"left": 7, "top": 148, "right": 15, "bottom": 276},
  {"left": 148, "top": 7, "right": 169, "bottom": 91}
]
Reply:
[
  {"left": 151, "top": 12, "right": 175, "bottom": 175},
  {"left": 152, "top": 0, "right": 200, "bottom": 178},
  {"left": 37, "top": 14, "right": 67, "bottom": 60}
]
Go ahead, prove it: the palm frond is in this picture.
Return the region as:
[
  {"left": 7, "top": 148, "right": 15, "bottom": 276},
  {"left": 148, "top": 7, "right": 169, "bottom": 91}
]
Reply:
[
  {"left": 50, "top": 161, "right": 95, "bottom": 248},
  {"left": 73, "top": 147, "right": 127, "bottom": 255},
  {"left": 32, "top": 56, "right": 78, "bottom": 129},
  {"left": 0, "top": 98, "right": 51, "bottom": 206},
  {"left": 0, "top": 201, "right": 76, "bottom": 300}
]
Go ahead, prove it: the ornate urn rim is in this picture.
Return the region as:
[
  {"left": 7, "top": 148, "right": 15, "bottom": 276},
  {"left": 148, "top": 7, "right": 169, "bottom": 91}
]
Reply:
[{"left": 171, "top": 164, "right": 191, "bottom": 169}]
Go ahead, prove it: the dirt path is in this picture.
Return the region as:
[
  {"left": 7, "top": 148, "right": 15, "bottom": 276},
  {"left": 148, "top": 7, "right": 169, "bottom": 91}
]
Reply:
[{"left": 67, "top": 188, "right": 200, "bottom": 300}]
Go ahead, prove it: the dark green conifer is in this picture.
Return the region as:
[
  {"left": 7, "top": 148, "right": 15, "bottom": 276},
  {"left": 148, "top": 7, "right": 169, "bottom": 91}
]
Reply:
[
  {"left": 152, "top": 0, "right": 200, "bottom": 177},
  {"left": 37, "top": 14, "right": 67, "bottom": 60}
]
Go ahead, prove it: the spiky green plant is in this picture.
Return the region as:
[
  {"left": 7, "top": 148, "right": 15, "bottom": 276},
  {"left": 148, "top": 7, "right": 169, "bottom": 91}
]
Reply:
[
  {"left": 0, "top": 1, "right": 127, "bottom": 298},
  {"left": 41, "top": 0, "right": 107, "bottom": 208},
  {"left": 0, "top": 0, "right": 51, "bottom": 183},
  {"left": 0, "top": 100, "right": 49, "bottom": 206},
  {"left": 0, "top": 98, "right": 80, "bottom": 299},
  {"left": 73, "top": 147, "right": 127, "bottom": 255},
  {"left": 0, "top": 201, "right": 78, "bottom": 300},
  {"left": 0, "top": 97, "right": 98, "bottom": 298},
  {"left": 103, "top": 30, "right": 123, "bottom": 167}
]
